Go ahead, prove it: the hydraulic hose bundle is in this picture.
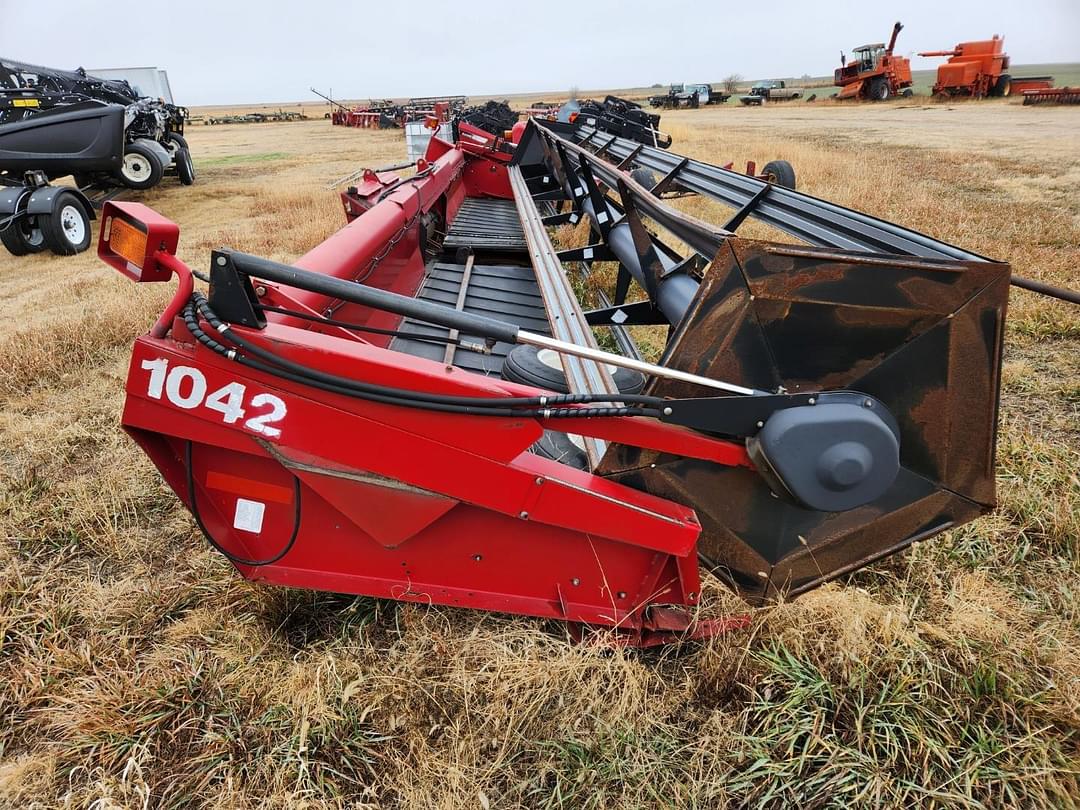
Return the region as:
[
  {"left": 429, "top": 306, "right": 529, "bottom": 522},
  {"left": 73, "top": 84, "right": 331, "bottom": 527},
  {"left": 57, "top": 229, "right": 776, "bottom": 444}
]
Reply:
[{"left": 183, "top": 293, "right": 664, "bottom": 420}]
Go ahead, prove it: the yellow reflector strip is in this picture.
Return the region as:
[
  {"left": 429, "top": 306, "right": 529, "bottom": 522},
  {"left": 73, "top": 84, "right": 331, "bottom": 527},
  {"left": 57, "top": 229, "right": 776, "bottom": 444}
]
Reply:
[
  {"left": 13, "top": 99, "right": 40, "bottom": 108},
  {"left": 109, "top": 218, "right": 148, "bottom": 267}
]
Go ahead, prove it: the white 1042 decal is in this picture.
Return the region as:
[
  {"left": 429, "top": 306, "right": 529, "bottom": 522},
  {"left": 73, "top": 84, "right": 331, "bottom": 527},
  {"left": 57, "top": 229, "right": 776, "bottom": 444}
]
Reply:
[{"left": 141, "top": 358, "right": 286, "bottom": 438}]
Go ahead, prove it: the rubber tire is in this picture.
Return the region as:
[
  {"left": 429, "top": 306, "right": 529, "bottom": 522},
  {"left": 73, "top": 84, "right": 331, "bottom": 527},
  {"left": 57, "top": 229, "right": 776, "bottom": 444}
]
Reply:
[
  {"left": 902, "top": 88, "right": 914, "bottom": 98},
  {"left": 165, "top": 132, "right": 189, "bottom": 150},
  {"left": 176, "top": 147, "right": 196, "bottom": 185},
  {"left": 118, "top": 142, "right": 165, "bottom": 190},
  {"left": 630, "top": 167, "right": 659, "bottom": 191},
  {"left": 531, "top": 431, "right": 589, "bottom": 469},
  {"left": 761, "top": 160, "right": 796, "bottom": 190},
  {"left": 992, "top": 75, "right": 1011, "bottom": 97},
  {"left": 870, "top": 79, "right": 890, "bottom": 101},
  {"left": 0, "top": 213, "right": 48, "bottom": 256},
  {"left": 40, "top": 192, "right": 91, "bottom": 256},
  {"left": 501, "top": 344, "right": 646, "bottom": 395}
]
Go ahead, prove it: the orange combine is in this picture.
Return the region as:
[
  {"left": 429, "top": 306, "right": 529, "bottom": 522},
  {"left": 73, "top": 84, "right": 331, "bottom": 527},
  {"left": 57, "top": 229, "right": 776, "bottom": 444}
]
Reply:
[
  {"left": 834, "top": 22, "right": 913, "bottom": 100},
  {"left": 919, "top": 36, "right": 1054, "bottom": 98}
]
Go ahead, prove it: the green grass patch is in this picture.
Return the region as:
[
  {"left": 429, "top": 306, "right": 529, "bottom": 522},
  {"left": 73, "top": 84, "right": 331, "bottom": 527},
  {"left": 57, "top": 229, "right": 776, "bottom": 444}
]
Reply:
[{"left": 197, "top": 152, "right": 291, "bottom": 167}]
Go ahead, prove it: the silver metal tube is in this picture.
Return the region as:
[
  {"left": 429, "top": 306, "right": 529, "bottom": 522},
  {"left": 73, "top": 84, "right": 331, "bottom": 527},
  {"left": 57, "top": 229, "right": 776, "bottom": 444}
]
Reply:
[{"left": 518, "top": 331, "right": 762, "bottom": 396}]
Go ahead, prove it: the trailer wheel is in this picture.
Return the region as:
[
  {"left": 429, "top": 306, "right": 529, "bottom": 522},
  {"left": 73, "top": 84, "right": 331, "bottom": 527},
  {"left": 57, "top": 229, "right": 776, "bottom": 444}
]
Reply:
[
  {"left": 0, "top": 212, "right": 47, "bottom": 256},
  {"left": 762, "top": 160, "right": 796, "bottom": 190},
  {"left": 40, "top": 192, "right": 91, "bottom": 255},
  {"left": 176, "top": 147, "right": 196, "bottom": 185},
  {"left": 902, "top": 88, "right": 914, "bottom": 98},
  {"left": 501, "top": 344, "right": 646, "bottom": 395},
  {"left": 118, "top": 142, "right": 165, "bottom": 190}
]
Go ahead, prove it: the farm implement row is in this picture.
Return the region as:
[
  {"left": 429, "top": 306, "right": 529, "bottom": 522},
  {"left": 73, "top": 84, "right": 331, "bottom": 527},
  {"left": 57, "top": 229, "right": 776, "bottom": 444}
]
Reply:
[
  {"left": 97, "top": 115, "right": 1075, "bottom": 645},
  {"left": 1022, "top": 87, "right": 1080, "bottom": 105},
  {"left": 195, "top": 110, "right": 308, "bottom": 125},
  {"left": 314, "top": 88, "right": 468, "bottom": 129}
]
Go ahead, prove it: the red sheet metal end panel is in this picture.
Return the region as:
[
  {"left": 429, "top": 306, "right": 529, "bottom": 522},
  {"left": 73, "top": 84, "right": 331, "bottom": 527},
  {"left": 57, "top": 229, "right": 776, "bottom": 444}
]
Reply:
[{"left": 120, "top": 333, "right": 705, "bottom": 630}]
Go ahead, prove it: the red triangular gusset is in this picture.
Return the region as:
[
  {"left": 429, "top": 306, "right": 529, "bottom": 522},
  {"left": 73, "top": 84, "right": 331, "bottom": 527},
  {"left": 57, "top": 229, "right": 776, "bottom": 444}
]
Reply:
[{"left": 293, "top": 469, "right": 458, "bottom": 548}]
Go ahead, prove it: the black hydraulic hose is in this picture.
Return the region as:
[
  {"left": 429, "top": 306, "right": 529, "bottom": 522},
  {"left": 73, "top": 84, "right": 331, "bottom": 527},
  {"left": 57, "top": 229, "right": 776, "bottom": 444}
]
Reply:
[
  {"left": 195, "top": 293, "right": 662, "bottom": 408},
  {"left": 184, "top": 298, "right": 661, "bottom": 419},
  {"left": 185, "top": 440, "right": 301, "bottom": 566}
]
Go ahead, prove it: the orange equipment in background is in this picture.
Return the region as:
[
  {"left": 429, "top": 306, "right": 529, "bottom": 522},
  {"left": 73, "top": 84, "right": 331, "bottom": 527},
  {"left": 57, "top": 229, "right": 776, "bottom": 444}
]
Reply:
[
  {"left": 919, "top": 36, "right": 1054, "bottom": 98},
  {"left": 834, "top": 22, "right": 913, "bottom": 100}
]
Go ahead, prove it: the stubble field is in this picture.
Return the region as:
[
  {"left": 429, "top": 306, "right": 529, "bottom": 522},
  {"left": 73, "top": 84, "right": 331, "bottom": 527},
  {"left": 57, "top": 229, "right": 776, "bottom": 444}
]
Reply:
[{"left": 1, "top": 99, "right": 1078, "bottom": 808}]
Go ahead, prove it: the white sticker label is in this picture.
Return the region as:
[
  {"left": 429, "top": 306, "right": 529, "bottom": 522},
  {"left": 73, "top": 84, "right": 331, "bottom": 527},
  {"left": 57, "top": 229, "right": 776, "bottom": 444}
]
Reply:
[
  {"left": 611, "top": 308, "right": 629, "bottom": 324},
  {"left": 569, "top": 214, "right": 579, "bottom": 224},
  {"left": 233, "top": 498, "right": 265, "bottom": 534},
  {"left": 543, "top": 175, "right": 550, "bottom": 183},
  {"left": 596, "top": 211, "right": 609, "bottom": 224},
  {"left": 583, "top": 247, "right": 594, "bottom": 259}
]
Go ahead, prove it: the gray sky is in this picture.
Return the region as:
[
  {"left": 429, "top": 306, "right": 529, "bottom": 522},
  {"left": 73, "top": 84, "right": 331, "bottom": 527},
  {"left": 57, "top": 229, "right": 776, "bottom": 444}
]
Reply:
[{"left": 2, "top": 0, "right": 1077, "bottom": 105}]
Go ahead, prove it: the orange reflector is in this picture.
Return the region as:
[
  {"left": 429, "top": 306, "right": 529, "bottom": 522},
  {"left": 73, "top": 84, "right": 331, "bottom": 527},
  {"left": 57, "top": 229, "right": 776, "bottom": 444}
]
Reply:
[
  {"left": 205, "top": 470, "right": 294, "bottom": 504},
  {"left": 108, "top": 217, "right": 149, "bottom": 268}
]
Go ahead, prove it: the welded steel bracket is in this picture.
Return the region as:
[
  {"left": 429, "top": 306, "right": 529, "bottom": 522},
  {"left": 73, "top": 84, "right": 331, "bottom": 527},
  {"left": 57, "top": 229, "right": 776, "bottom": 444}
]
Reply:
[{"left": 584, "top": 300, "right": 667, "bottom": 327}]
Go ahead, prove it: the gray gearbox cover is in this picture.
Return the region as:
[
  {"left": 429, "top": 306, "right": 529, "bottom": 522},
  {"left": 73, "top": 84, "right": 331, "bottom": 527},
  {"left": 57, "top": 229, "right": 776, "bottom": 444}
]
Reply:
[{"left": 748, "top": 399, "right": 901, "bottom": 512}]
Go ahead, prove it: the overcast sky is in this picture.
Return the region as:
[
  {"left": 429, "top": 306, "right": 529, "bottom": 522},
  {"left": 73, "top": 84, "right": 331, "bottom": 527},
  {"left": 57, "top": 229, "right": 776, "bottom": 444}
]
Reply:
[{"left": 2, "top": 0, "right": 1077, "bottom": 105}]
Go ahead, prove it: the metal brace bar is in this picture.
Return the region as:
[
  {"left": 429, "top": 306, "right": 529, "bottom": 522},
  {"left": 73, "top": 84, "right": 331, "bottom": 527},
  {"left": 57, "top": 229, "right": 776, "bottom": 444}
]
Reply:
[
  {"left": 584, "top": 300, "right": 667, "bottom": 326},
  {"left": 542, "top": 211, "right": 577, "bottom": 227},
  {"left": 651, "top": 157, "right": 689, "bottom": 196},
  {"left": 557, "top": 243, "right": 616, "bottom": 263},
  {"left": 595, "top": 134, "right": 619, "bottom": 159},
  {"left": 533, "top": 189, "right": 570, "bottom": 202},
  {"left": 615, "top": 178, "right": 664, "bottom": 304},
  {"left": 616, "top": 144, "right": 643, "bottom": 171},
  {"left": 722, "top": 182, "right": 772, "bottom": 232},
  {"left": 442, "top": 252, "right": 475, "bottom": 366}
]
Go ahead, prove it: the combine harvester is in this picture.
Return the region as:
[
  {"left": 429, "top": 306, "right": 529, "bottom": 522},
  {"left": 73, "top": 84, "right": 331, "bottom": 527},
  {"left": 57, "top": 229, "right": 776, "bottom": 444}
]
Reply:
[
  {"left": 834, "top": 22, "right": 913, "bottom": 100},
  {"left": 918, "top": 35, "right": 1054, "bottom": 98},
  {"left": 96, "top": 116, "right": 1077, "bottom": 645}
]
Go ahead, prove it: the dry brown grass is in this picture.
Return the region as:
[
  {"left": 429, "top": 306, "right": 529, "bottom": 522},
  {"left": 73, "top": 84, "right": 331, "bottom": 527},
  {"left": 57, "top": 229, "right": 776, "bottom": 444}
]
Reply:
[{"left": 1, "top": 105, "right": 1078, "bottom": 808}]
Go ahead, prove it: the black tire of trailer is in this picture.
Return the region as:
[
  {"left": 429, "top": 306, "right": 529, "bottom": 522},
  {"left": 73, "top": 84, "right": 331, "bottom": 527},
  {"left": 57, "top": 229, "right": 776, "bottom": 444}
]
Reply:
[
  {"left": 501, "top": 344, "right": 646, "bottom": 395},
  {"left": 176, "top": 147, "right": 196, "bottom": 185},
  {"left": 40, "top": 192, "right": 92, "bottom": 256},
  {"left": 0, "top": 212, "right": 48, "bottom": 256},
  {"left": 992, "top": 75, "right": 1011, "bottom": 97},
  {"left": 902, "top": 88, "right": 914, "bottom": 98},
  {"left": 762, "top": 160, "right": 796, "bottom": 190},
  {"left": 117, "top": 142, "right": 165, "bottom": 190}
]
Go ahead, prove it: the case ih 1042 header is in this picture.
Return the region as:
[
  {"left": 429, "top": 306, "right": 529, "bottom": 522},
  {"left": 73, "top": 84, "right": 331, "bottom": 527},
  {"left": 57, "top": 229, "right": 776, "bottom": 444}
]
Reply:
[{"left": 96, "top": 117, "right": 1073, "bottom": 645}]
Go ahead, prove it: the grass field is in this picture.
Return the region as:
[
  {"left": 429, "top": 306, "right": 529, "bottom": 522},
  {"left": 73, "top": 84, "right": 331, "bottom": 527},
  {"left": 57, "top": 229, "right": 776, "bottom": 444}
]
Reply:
[{"left": 1, "top": 100, "right": 1078, "bottom": 808}]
